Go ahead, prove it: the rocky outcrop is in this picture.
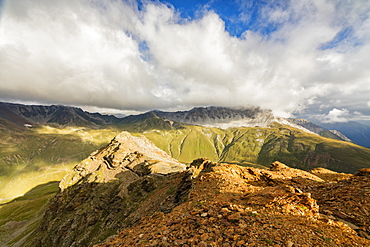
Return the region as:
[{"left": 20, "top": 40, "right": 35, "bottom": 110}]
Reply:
[{"left": 32, "top": 131, "right": 187, "bottom": 247}]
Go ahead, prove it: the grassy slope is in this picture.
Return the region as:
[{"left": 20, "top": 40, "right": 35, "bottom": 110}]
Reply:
[
  {"left": 0, "top": 181, "right": 59, "bottom": 247},
  {"left": 142, "top": 123, "right": 370, "bottom": 173},
  {"left": 0, "top": 126, "right": 118, "bottom": 202}
]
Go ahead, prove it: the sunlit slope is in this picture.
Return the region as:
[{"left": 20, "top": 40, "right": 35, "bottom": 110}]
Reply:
[
  {"left": 142, "top": 123, "right": 370, "bottom": 173},
  {"left": 0, "top": 181, "right": 59, "bottom": 247},
  {"left": 0, "top": 126, "right": 118, "bottom": 202}
]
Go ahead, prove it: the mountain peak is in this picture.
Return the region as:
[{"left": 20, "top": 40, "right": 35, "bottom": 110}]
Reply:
[{"left": 60, "top": 131, "right": 186, "bottom": 190}]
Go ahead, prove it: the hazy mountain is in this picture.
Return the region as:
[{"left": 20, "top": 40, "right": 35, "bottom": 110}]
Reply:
[
  {"left": 153, "top": 107, "right": 353, "bottom": 144},
  {"left": 117, "top": 111, "right": 183, "bottom": 131},
  {"left": 318, "top": 121, "right": 370, "bottom": 148},
  {"left": 286, "top": 118, "right": 352, "bottom": 142},
  {"left": 0, "top": 102, "right": 120, "bottom": 128}
]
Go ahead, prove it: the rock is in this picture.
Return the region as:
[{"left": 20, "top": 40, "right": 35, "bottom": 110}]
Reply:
[
  {"left": 270, "top": 161, "right": 289, "bottom": 171},
  {"left": 285, "top": 240, "right": 294, "bottom": 247},
  {"left": 356, "top": 168, "right": 370, "bottom": 176},
  {"left": 227, "top": 212, "right": 242, "bottom": 222}
]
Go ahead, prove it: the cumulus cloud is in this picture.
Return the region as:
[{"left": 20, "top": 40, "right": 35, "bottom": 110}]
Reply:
[
  {"left": 0, "top": 0, "right": 369, "bottom": 120},
  {"left": 320, "top": 108, "right": 350, "bottom": 123}
]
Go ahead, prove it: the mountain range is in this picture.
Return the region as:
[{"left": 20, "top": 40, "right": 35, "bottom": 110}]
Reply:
[
  {"left": 2, "top": 101, "right": 369, "bottom": 146},
  {"left": 1, "top": 101, "right": 370, "bottom": 246},
  {"left": 0, "top": 102, "right": 120, "bottom": 128}
]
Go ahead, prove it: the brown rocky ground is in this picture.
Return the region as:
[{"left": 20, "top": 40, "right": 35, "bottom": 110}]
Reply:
[{"left": 96, "top": 160, "right": 370, "bottom": 247}]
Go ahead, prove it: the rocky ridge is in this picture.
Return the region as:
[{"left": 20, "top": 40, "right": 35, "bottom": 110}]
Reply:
[
  {"left": 97, "top": 160, "right": 370, "bottom": 247},
  {"left": 285, "top": 118, "right": 351, "bottom": 142},
  {"left": 11, "top": 132, "right": 370, "bottom": 246}
]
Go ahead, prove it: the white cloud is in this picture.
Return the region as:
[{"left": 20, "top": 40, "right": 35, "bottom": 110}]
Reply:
[
  {"left": 321, "top": 108, "right": 350, "bottom": 123},
  {"left": 0, "top": 0, "right": 369, "bottom": 121}
]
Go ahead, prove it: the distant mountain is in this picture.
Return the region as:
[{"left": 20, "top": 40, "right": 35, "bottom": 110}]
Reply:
[
  {"left": 286, "top": 118, "right": 352, "bottom": 142},
  {"left": 154, "top": 106, "right": 275, "bottom": 128},
  {"left": 153, "top": 107, "right": 354, "bottom": 143},
  {"left": 318, "top": 121, "right": 370, "bottom": 148},
  {"left": 117, "top": 111, "right": 183, "bottom": 131},
  {"left": 0, "top": 102, "right": 120, "bottom": 128}
]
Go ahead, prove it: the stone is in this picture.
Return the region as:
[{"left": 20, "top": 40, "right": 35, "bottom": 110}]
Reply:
[
  {"left": 356, "top": 168, "right": 370, "bottom": 176},
  {"left": 270, "top": 161, "right": 289, "bottom": 171},
  {"left": 227, "top": 212, "right": 242, "bottom": 222}
]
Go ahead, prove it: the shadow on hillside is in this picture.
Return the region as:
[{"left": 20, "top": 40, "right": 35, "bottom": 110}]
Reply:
[{"left": 31, "top": 169, "right": 188, "bottom": 247}]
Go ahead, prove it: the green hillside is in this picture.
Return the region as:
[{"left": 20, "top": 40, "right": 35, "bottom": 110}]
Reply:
[
  {"left": 0, "top": 125, "right": 118, "bottom": 203},
  {"left": 0, "top": 181, "right": 59, "bottom": 246},
  {"left": 141, "top": 122, "right": 370, "bottom": 173}
]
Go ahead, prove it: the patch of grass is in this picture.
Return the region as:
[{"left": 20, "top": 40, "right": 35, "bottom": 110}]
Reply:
[
  {"left": 319, "top": 236, "right": 332, "bottom": 242},
  {"left": 265, "top": 239, "right": 273, "bottom": 245},
  {"left": 296, "top": 205, "right": 308, "bottom": 210}
]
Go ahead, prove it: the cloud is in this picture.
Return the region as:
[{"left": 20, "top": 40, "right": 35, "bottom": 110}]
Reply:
[
  {"left": 320, "top": 108, "right": 350, "bottom": 123},
  {"left": 0, "top": 0, "right": 369, "bottom": 121}
]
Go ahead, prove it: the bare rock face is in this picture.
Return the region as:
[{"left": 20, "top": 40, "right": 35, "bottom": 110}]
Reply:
[{"left": 32, "top": 131, "right": 186, "bottom": 247}]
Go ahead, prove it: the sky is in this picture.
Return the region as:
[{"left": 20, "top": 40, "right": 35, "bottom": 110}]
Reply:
[{"left": 0, "top": 0, "right": 370, "bottom": 124}]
